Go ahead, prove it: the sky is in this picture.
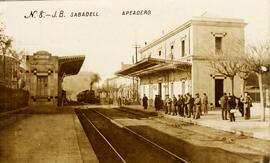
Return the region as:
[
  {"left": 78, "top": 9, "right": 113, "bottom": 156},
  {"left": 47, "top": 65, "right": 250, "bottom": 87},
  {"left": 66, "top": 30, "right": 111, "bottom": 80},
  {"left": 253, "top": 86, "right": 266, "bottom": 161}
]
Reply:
[{"left": 0, "top": 0, "right": 269, "bottom": 81}]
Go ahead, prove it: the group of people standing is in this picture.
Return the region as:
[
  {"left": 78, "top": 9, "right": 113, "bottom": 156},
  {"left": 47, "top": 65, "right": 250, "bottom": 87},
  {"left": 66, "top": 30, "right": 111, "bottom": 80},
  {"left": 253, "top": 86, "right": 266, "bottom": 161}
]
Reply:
[
  {"left": 143, "top": 92, "right": 253, "bottom": 122},
  {"left": 219, "top": 92, "right": 252, "bottom": 122},
  {"left": 143, "top": 93, "right": 209, "bottom": 119},
  {"left": 164, "top": 93, "right": 208, "bottom": 119}
]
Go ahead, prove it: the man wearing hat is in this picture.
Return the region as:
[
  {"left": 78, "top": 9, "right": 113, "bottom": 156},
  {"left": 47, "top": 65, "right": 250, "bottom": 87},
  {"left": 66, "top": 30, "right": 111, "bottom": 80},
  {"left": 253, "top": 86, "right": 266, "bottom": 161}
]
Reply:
[
  {"left": 185, "top": 93, "right": 192, "bottom": 118},
  {"left": 165, "top": 94, "right": 172, "bottom": 114},
  {"left": 142, "top": 94, "right": 148, "bottom": 110},
  {"left": 194, "top": 93, "right": 201, "bottom": 119},
  {"left": 220, "top": 93, "right": 228, "bottom": 120},
  {"left": 242, "top": 92, "right": 252, "bottom": 120}
]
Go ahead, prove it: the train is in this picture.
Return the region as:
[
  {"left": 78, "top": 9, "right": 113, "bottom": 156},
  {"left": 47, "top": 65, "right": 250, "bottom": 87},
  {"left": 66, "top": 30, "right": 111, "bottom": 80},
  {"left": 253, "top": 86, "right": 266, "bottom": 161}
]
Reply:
[{"left": 76, "top": 90, "right": 100, "bottom": 104}]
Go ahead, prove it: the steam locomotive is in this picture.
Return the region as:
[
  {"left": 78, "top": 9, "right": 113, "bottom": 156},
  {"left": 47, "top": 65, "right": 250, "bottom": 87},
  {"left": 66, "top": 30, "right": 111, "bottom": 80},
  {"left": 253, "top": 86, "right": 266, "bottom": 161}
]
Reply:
[{"left": 76, "top": 90, "right": 100, "bottom": 104}]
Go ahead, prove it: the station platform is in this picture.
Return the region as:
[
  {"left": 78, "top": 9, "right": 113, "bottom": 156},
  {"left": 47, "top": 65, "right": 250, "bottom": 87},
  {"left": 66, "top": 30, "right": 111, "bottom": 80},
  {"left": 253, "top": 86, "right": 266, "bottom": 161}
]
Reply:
[
  {"left": 121, "top": 104, "right": 270, "bottom": 141},
  {"left": 0, "top": 107, "right": 99, "bottom": 163}
]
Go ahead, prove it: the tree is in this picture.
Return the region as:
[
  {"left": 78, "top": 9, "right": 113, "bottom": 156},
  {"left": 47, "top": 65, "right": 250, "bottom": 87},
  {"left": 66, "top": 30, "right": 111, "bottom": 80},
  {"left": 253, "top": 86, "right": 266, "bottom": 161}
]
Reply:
[
  {"left": 209, "top": 38, "right": 246, "bottom": 96},
  {"left": 101, "top": 79, "right": 127, "bottom": 104},
  {"left": 244, "top": 41, "right": 270, "bottom": 121},
  {"left": 237, "top": 63, "right": 251, "bottom": 96},
  {"left": 210, "top": 52, "right": 244, "bottom": 96},
  {"left": 0, "top": 22, "right": 13, "bottom": 82}
]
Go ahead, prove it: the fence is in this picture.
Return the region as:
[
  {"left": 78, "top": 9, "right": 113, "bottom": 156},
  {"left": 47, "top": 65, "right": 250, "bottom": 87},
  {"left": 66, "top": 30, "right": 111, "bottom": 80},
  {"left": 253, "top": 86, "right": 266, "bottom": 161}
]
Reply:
[{"left": 0, "top": 85, "right": 29, "bottom": 113}]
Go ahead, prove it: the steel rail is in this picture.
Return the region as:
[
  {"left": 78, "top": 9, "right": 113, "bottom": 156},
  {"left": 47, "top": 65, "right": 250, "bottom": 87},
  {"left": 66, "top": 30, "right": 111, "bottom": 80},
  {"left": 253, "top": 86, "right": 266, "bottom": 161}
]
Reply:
[
  {"left": 114, "top": 107, "right": 259, "bottom": 162},
  {"left": 79, "top": 110, "right": 126, "bottom": 163},
  {"left": 92, "top": 109, "right": 189, "bottom": 163}
]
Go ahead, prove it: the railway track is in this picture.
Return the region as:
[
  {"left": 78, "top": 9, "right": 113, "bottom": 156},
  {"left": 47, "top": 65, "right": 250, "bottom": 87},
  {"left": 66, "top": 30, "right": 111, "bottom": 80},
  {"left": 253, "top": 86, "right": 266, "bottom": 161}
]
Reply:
[
  {"left": 76, "top": 107, "right": 265, "bottom": 163},
  {"left": 110, "top": 107, "right": 266, "bottom": 163},
  {"left": 75, "top": 108, "right": 188, "bottom": 163}
]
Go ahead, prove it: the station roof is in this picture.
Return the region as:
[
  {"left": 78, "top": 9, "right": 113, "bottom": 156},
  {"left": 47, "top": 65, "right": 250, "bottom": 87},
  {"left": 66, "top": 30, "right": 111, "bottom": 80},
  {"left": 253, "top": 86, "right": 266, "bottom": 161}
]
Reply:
[
  {"left": 59, "top": 55, "right": 85, "bottom": 77},
  {"left": 115, "top": 57, "right": 191, "bottom": 77}
]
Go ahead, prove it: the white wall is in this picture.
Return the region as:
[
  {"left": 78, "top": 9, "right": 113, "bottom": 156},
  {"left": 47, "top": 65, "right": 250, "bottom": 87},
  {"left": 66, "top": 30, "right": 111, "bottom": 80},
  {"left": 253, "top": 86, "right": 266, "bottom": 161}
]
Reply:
[
  {"left": 141, "top": 27, "right": 192, "bottom": 60},
  {"left": 138, "top": 18, "right": 245, "bottom": 106},
  {"left": 174, "top": 81, "right": 181, "bottom": 96},
  {"left": 192, "top": 23, "right": 245, "bottom": 56}
]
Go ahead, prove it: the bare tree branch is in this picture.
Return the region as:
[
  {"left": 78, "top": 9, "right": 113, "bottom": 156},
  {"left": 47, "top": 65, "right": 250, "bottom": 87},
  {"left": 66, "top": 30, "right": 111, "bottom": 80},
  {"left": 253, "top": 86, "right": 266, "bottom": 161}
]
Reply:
[{"left": 244, "top": 41, "right": 270, "bottom": 121}]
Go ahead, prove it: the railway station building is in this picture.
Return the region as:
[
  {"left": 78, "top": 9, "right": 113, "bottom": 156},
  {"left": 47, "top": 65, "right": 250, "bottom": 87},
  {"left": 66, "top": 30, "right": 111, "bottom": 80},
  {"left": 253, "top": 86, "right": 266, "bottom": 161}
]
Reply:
[
  {"left": 116, "top": 16, "right": 246, "bottom": 107},
  {"left": 25, "top": 51, "right": 85, "bottom": 107}
]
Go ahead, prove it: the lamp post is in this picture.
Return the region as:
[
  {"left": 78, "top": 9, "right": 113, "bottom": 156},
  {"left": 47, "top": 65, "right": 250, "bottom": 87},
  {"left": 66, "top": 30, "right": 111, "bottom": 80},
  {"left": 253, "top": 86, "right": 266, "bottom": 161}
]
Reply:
[{"left": 260, "top": 66, "right": 268, "bottom": 121}]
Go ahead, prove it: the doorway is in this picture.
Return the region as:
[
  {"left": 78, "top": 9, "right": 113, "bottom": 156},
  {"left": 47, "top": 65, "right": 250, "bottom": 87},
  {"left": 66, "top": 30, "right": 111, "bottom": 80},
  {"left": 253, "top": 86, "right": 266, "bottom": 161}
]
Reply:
[
  {"left": 182, "top": 81, "right": 185, "bottom": 95},
  {"left": 158, "top": 83, "right": 162, "bottom": 98},
  {"left": 215, "top": 79, "right": 224, "bottom": 107},
  {"left": 37, "top": 76, "right": 48, "bottom": 97}
]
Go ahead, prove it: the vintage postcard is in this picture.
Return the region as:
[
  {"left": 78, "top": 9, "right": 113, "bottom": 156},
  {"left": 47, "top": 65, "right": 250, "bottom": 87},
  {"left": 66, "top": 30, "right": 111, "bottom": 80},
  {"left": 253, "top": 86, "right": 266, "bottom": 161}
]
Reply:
[{"left": 0, "top": 0, "right": 269, "bottom": 163}]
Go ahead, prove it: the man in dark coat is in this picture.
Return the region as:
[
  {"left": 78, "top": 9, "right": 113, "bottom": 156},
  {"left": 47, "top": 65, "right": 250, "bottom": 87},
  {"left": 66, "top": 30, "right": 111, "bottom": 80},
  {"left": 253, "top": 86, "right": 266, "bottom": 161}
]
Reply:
[
  {"left": 236, "top": 97, "right": 244, "bottom": 117},
  {"left": 228, "top": 96, "right": 236, "bottom": 122},
  {"left": 220, "top": 93, "right": 228, "bottom": 120},
  {"left": 177, "top": 95, "right": 184, "bottom": 117},
  {"left": 118, "top": 96, "right": 122, "bottom": 106},
  {"left": 242, "top": 92, "right": 252, "bottom": 120},
  {"left": 183, "top": 95, "right": 188, "bottom": 117},
  {"left": 154, "top": 95, "right": 161, "bottom": 111},
  {"left": 142, "top": 94, "right": 148, "bottom": 110},
  {"left": 172, "top": 95, "right": 177, "bottom": 115},
  {"left": 189, "top": 94, "right": 194, "bottom": 117}
]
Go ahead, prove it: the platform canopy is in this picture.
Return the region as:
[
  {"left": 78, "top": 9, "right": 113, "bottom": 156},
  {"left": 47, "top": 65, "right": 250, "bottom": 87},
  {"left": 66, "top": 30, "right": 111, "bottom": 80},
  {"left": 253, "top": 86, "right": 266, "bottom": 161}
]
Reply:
[
  {"left": 59, "top": 55, "right": 85, "bottom": 77},
  {"left": 115, "top": 57, "right": 191, "bottom": 77}
]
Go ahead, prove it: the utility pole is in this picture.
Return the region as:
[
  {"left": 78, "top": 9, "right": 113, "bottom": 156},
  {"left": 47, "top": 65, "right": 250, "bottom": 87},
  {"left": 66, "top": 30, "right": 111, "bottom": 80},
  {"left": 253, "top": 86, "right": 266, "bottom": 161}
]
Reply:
[
  {"left": 132, "top": 42, "right": 141, "bottom": 103},
  {"left": 132, "top": 55, "right": 135, "bottom": 103},
  {"left": 133, "top": 42, "right": 141, "bottom": 63}
]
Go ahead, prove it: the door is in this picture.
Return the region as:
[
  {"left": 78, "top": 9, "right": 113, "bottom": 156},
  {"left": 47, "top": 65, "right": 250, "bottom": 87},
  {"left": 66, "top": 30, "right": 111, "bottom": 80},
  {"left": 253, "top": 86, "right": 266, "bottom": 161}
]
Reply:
[
  {"left": 170, "top": 82, "right": 174, "bottom": 97},
  {"left": 37, "top": 76, "right": 48, "bottom": 97},
  {"left": 182, "top": 81, "right": 185, "bottom": 95},
  {"left": 158, "top": 83, "right": 162, "bottom": 97},
  {"left": 215, "top": 79, "right": 223, "bottom": 107}
]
